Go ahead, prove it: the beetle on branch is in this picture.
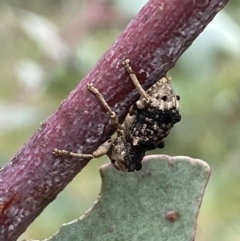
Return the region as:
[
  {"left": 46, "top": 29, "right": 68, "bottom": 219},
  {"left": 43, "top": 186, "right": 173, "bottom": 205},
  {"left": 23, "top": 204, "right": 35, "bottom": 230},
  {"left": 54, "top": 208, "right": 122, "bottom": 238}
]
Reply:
[{"left": 53, "top": 59, "right": 181, "bottom": 172}]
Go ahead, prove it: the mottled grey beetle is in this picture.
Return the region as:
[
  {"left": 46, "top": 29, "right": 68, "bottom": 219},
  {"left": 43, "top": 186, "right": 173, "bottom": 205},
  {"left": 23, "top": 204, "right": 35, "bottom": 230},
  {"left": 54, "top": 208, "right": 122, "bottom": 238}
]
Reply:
[{"left": 53, "top": 59, "right": 181, "bottom": 172}]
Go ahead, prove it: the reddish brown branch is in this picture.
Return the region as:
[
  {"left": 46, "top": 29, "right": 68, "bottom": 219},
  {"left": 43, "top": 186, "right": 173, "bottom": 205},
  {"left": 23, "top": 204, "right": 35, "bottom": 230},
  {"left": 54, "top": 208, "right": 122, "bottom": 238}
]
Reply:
[{"left": 0, "top": 0, "right": 229, "bottom": 240}]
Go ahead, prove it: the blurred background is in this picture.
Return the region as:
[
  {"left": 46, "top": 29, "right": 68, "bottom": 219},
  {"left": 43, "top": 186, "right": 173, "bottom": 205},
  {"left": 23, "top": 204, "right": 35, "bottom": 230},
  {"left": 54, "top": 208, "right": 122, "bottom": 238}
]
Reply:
[{"left": 0, "top": 0, "right": 240, "bottom": 240}]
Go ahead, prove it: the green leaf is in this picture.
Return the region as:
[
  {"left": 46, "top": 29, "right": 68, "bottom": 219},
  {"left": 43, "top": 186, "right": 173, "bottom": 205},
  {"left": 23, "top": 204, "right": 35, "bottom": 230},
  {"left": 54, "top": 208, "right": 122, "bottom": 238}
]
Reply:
[{"left": 28, "top": 155, "right": 210, "bottom": 241}]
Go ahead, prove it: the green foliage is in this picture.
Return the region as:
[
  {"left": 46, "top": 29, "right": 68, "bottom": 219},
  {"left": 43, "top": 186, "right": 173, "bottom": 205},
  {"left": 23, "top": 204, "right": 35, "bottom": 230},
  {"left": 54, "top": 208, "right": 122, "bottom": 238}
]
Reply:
[
  {"left": 28, "top": 156, "right": 211, "bottom": 241},
  {"left": 0, "top": 1, "right": 240, "bottom": 240}
]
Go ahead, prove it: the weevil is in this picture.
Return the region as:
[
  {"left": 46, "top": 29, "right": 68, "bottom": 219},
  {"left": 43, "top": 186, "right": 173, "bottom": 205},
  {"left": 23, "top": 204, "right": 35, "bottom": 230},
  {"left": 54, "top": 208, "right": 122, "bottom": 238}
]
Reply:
[{"left": 53, "top": 59, "right": 181, "bottom": 172}]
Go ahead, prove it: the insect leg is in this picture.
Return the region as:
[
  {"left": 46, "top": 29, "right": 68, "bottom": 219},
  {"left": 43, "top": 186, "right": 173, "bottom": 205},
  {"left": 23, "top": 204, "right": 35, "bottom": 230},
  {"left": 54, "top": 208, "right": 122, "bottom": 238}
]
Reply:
[
  {"left": 52, "top": 148, "right": 93, "bottom": 158},
  {"left": 52, "top": 138, "right": 116, "bottom": 159},
  {"left": 87, "top": 83, "right": 123, "bottom": 131},
  {"left": 122, "top": 59, "right": 149, "bottom": 104}
]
